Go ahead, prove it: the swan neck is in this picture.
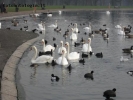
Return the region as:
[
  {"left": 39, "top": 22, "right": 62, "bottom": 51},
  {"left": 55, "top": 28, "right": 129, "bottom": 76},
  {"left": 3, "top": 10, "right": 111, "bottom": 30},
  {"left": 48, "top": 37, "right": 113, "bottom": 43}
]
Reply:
[
  {"left": 32, "top": 47, "right": 37, "bottom": 61},
  {"left": 67, "top": 45, "right": 70, "bottom": 57},
  {"left": 43, "top": 42, "right": 46, "bottom": 52}
]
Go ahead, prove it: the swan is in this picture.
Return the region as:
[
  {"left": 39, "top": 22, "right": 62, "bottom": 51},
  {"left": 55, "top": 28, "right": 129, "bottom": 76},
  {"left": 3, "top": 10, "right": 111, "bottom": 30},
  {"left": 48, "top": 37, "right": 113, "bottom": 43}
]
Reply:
[
  {"left": 0, "top": 22, "right": 1, "bottom": 29},
  {"left": 59, "top": 10, "right": 62, "bottom": 15},
  {"left": 120, "top": 56, "right": 129, "bottom": 62},
  {"left": 48, "top": 20, "right": 57, "bottom": 28},
  {"left": 36, "top": 21, "right": 45, "bottom": 31},
  {"left": 83, "top": 24, "right": 91, "bottom": 34},
  {"left": 58, "top": 41, "right": 67, "bottom": 54},
  {"left": 82, "top": 38, "right": 92, "bottom": 53},
  {"left": 47, "top": 13, "right": 52, "bottom": 17},
  {"left": 115, "top": 24, "right": 122, "bottom": 29},
  {"left": 117, "top": 28, "right": 125, "bottom": 35},
  {"left": 30, "top": 46, "right": 53, "bottom": 64},
  {"left": 65, "top": 42, "right": 80, "bottom": 60},
  {"left": 51, "top": 74, "right": 60, "bottom": 82},
  {"left": 56, "top": 50, "right": 68, "bottom": 66},
  {"left": 70, "top": 28, "right": 77, "bottom": 41},
  {"left": 73, "top": 23, "right": 78, "bottom": 33},
  {"left": 42, "top": 39, "right": 55, "bottom": 52},
  {"left": 34, "top": 13, "right": 40, "bottom": 17},
  {"left": 106, "top": 11, "right": 110, "bottom": 15}
]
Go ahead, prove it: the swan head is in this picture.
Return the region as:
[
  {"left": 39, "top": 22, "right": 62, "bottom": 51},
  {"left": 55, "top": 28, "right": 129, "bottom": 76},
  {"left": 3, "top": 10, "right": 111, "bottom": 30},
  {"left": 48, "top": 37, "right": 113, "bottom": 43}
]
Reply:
[
  {"left": 41, "top": 39, "right": 45, "bottom": 44},
  {"left": 74, "top": 23, "right": 77, "bottom": 27},
  {"left": 60, "top": 41, "right": 63, "bottom": 45},
  {"left": 88, "top": 38, "right": 91, "bottom": 43},
  {"left": 65, "top": 42, "right": 69, "bottom": 47},
  {"left": 30, "top": 46, "right": 36, "bottom": 51}
]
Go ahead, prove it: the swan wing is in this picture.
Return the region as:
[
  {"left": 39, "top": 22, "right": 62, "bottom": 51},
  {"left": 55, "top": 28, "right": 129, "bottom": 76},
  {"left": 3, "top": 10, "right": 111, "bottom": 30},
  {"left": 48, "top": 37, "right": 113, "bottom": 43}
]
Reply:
[
  {"left": 32, "top": 55, "right": 53, "bottom": 64},
  {"left": 48, "top": 24, "right": 56, "bottom": 28},
  {"left": 70, "top": 33, "right": 77, "bottom": 40},
  {"left": 56, "top": 56, "right": 68, "bottom": 66},
  {"left": 44, "top": 45, "right": 55, "bottom": 52},
  {"left": 68, "top": 52, "right": 80, "bottom": 60}
]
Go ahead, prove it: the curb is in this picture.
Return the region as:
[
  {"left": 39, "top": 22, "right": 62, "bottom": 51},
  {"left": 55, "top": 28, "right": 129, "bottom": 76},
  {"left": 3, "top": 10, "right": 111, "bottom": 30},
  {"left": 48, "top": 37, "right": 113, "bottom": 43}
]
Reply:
[{"left": 1, "top": 38, "right": 38, "bottom": 100}]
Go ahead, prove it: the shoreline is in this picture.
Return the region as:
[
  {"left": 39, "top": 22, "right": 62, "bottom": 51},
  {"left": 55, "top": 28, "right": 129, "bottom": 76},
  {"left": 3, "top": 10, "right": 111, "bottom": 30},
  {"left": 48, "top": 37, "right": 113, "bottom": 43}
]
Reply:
[{"left": 0, "top": 8, "right": 133, "bottom": 19}]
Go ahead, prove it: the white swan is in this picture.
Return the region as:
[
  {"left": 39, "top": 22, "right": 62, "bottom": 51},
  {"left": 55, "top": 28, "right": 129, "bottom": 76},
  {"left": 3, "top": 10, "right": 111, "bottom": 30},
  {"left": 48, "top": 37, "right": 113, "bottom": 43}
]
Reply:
[
  {"left": 115, "top": 24, "right": 122, "bottom": 29},
  {"left": 0, "top": 22, "right": 1, "bottom": 29},
  {"left": 31, "top": 46, "right": 53, "bottom": 64},
  {"left": 58, "top": 41, "right": 67, "bottom": 54},
  {"left": 82, "top": 38, "right": 92, "bottom": 53},
  {"left": 106, "top": 11, "right": 110, "bottom": 15},
  {"left": 47, "top": 13, "right": 52, "bottom": 17},
  {"left": 83, "top": 24, "right": 91, "bottom": 34},
  {"left": 59, "top": 10, "right": 62, "bottom": 15},
  {"left": 56, "top": 50, "right": 68, "bottom": 66},
  {"left": 48, "top": 20, "right": 57, "bottom": 28},
  {"left": 34, "top": 13, "right": 40, "bottom": 17},
  {"left": 120, "top": 56, "right": 129, "bottom": 62},
  {"left": 117, "top": 28, "right": 125, "bottom": 35},
  {"left": 65, "top": 42, "right": 80, "bottom": 60},
  {"left": 36, "top": 21, "right": 45, "bottom": 31},
  {"left": 73, "top": 23, "right": 78, "bottom": 33},
  {"left": 70, "top": 28, "right": 77, "bottom": 41},
  {"left": 42, "top": 39, "right": 55, "bottom": 52}
]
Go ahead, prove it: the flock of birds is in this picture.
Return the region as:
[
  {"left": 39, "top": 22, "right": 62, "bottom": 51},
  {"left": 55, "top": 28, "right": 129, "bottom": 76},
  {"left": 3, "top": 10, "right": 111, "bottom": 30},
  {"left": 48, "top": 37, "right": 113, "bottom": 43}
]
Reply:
[{"left": 1, "top": 10, "right": 133, "bottom": 100}]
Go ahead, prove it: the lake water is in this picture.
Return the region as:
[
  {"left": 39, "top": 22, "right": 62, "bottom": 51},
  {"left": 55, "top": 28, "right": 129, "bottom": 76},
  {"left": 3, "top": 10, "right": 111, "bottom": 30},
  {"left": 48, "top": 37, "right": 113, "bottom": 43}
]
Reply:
[{"left": 9, "top": 10, "right": 133, "bottom": 100}]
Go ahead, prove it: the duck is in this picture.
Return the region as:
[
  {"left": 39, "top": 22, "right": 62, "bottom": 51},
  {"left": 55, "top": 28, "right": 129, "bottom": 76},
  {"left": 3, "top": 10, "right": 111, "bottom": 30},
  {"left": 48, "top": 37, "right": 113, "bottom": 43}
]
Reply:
[
  {"left": 67, "top": 64, "right": 72, "bottom": 73},
  {"left": 122, "top": 46, "right": 133, "bottom": 53},
  {"left": 56, "top": 50, "right": 68, "bottom": 66},
  {"left": 79, "top": 58, "right": 85, "bottom": 65},
  {"left": 38, "top": 49, "right": 53, "bottom": 56},
  {"left": 84, "top": 71, "right": 94, "bottom": 80},
  {"left": 127, "top": 71, "right": 133, "bottom": 76},
  {"left": 70, "top": 28, "right": 77, "bottom": 41},
  {"left": 58, "top": 41, "right": 67, "bottom": 55},
  {"left": 103, "top": 88, "right": 116, "bottom": 99},
  {"left": 51, "top": 74, "right": 60, "bottom": 82},
  {"left": 74, "top": 42, "right": 81, "bottom": 47},
  {"left": 51, "top": 59, "right": 57, "bottom": 66},
  {"left": 65, "top": 42, "right": 80, "bottom": 61},
  {"left": 82, "top": 53, "right": 88, "bottom": 58},
  {"left": 82, "top": 38, "right": 92, "bottom": 53},
  {"left": 30, "top": 46, "right": 53, "bottom": 64},
  {"left": 48, "top": 20, "right": 57, "bottom": 28},
  {"left": 41, "top": 39, "right": 55, "bottom": 52},
  {"left": 120, "top": 56, "right": 129, "bottom": 62},
  {"left": 95, "top": 52, "right": 103, "bottom": 58}
]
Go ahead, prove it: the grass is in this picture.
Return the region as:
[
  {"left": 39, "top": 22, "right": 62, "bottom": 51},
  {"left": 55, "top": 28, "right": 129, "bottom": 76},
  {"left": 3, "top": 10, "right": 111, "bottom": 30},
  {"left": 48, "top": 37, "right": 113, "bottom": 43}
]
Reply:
[{"left": 5, "top": 6, "right": 133, "bottom": 12}]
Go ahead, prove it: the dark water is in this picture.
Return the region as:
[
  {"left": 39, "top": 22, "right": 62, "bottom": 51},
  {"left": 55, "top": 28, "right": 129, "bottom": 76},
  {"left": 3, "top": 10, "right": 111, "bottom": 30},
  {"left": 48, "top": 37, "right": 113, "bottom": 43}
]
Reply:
[{"left": 5, "top": 10, "right": 132, "bottom": 100}]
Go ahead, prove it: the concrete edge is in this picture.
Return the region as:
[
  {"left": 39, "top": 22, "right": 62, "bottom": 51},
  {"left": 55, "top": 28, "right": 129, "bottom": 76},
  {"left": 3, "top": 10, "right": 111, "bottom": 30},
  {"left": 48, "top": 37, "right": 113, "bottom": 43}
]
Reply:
[{"left": 1, "top": 37, "right": 38, "bottom": 100}]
